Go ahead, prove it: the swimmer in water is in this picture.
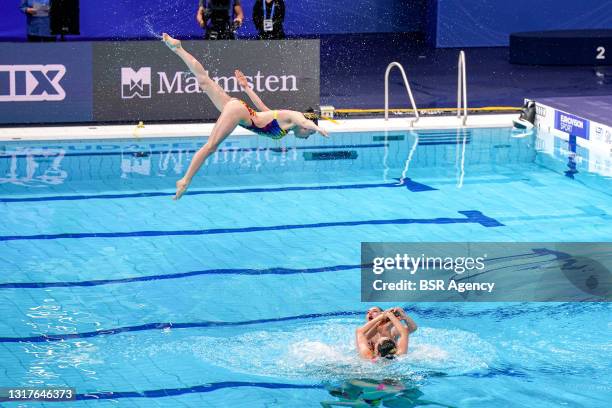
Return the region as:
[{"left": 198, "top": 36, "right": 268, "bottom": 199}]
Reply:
[
  {"left": 356, "top": 307, "right": 415, "bottom": 360},
  {"left": 365, "top": 306, "right": 417, "bottom": 346},
  {"left": 161, "top": 33, "right": 329, "bottom": 200}
]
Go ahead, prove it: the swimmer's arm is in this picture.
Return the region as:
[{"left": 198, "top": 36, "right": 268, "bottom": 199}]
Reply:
[
  {"left": 387, "top": 313, "right": 409, "bottom": 355},
  {"left": 355, "top": 328, "right": 374, "bottom": 359},
  {"left": 245, "top": 86, "right": 269, "bottom": 112},
  {"left": 235, "top": 70, "right": 270, "bottom": 111},
  {"left": 355, "top": 314, "right": 387, "bottom": 358},
  {"left": 393, "top": 307, "right": 417, "bottom": 334},
  {"left": 363, "top": 320, "right": 382, "bottom": 340},
  {"left": 358, "top": 312, "right": 387, "bottom": 334},
  {"left": 402, "top": 314, "right": 418, "bottom": 334},
  {"left": 290, "top": 112, "right": 330, "bottom": 137}
]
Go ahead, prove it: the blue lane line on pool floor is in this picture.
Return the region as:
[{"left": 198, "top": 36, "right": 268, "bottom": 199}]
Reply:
[
  {"left": 0, "top": 178, "right": 435, "bottom": 203},
  {"left": 0, "top": 382, "right": 324, "bottom": 402},
  {"left": 0, "top": 311, "right": 363, "bottom": 343},
  {"left": 0, "top": 211, "right": 503, "bottom": 242},
  {"left": 0, "top": 264, "right": 364, "bottom": 289}
]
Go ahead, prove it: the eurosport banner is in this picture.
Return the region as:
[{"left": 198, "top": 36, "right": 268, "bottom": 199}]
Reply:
[
  {"left": 92, "top": 40, "right": 320, "bottom": 122},
  {"left": 361, "top": 242, "right": 611, "bottom": 302},
  {"left": 554, "top": 110, "right": 590, "bottom": 140},
  {"left": 0, "top": 42, "right": 93, "bottom": 124}
]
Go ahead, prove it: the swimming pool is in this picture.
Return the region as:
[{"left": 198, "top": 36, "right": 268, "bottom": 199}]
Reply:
[{"left": 0, "top": 127, "right": 610, "bottom": 407}]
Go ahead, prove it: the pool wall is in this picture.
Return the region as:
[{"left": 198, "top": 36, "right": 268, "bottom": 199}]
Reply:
[
  {"left": 534, "top": 100, "right": 612, "bottom": 177},
  {"left": 0, "top": 125, "right": 537, "bottom": 196}
]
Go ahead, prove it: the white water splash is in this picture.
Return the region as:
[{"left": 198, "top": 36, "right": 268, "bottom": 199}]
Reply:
[
  {"left": 150, "top": 319, "right": 498, "bottom": 381},
  {"left": 143, "top": 15, "right": 162, "bottom": 39}
]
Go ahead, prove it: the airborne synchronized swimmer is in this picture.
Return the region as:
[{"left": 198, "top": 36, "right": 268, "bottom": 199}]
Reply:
[{"left": 161, "top": 33, "right": 328, "bottom": 200}]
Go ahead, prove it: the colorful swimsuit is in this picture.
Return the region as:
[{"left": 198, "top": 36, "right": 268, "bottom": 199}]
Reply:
[{"left": 238, "top": 100, "right": 288, "bottom": 140}]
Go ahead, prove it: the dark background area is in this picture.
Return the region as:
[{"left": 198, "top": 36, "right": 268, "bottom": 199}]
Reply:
[
  {"left": 1, "top": 1, "right": 611, "bottom": 117},
  {"left": 3, "top": 1, "right": 610, "bottom": 46},
  {"left": 320, "top": 33, "right": 612, "bottom": 110}
]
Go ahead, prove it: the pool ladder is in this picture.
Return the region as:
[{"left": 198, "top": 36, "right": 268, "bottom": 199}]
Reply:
[
  {"left": 457, "top": 50, "right": 468, "bottom": 126},
  {"left": 384, "top": 51, "right": 468, "bottom": 126},
  {"left": 384, "top": 62, "right": 419, "bottom": 126}
]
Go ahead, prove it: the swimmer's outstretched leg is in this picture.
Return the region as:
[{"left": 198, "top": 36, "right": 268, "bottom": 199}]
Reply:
[
  {"left": 174, "top": 100, "right": 246, "bottom": 200},
  {"left": 162, "top": 33, "right": 231, "bottom": 112},
  {"left": 161, "top": 33, "right": 250, "bottom": 199}
]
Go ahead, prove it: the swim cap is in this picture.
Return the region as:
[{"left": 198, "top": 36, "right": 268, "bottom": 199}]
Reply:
[{"left": 303, "top": 108, "right": 319, "bottom": 125}]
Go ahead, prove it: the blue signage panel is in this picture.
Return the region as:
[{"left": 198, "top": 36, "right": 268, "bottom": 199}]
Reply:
[
  {"left": 0, "top": 42, "right": 93, "bottom": 124},
  {"left": 555, "top": 110, "right": 590, "bottom": 139}
]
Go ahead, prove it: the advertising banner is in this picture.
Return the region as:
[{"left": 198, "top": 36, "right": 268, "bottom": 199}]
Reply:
[
  {"left": 92, "top": 40, "right": 320, "bottom": 122},
  {"left": 555, "top": 110, "right": 590, "bottom": 139},
  {"left": 0, "top": 42, "right": 93, "bottom": 124}
]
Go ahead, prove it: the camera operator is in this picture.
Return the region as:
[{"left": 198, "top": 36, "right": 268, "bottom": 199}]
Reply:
[
  {"left": 253, "top": 0, "right": 285, "bottom": 40},
  {"left": 197, "top": 0, "right": 244, "bottom": 40}
]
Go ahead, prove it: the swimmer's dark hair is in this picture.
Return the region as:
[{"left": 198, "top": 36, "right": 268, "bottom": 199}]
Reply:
[
  {"left": 303, "top": 108, "right": 319, "bottom": 126},
  {"left": 377, "top": 339, "right": 397, "bottom": 359}
]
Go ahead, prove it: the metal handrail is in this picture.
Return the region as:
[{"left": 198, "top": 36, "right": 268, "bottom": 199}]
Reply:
[
  {"left": 457, "top": 51, "right": 467, "bottom": 126},
  {"left": 384, "top": 62, "right": 419, "bottom": 125}
]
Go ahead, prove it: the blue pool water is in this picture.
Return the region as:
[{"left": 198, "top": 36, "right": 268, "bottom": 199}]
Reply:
[{"left": 0, "top": 127, "right": 610, "bottom": 407}]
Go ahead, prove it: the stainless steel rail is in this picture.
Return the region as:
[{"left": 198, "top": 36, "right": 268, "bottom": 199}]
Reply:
[
  {"left": 457, "top": 51, "right": 467, "bottom": 126},
  {"left": 384, "top": 62, "right": 419, "bottom": 126}
]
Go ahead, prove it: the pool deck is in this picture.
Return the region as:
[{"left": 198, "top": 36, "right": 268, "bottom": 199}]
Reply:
[
  {"left": 537, "top": 96, "right": 612, "bottom": 128},
  {"left": 0, "top": 114, "right": 517, "bottom": 142}
]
